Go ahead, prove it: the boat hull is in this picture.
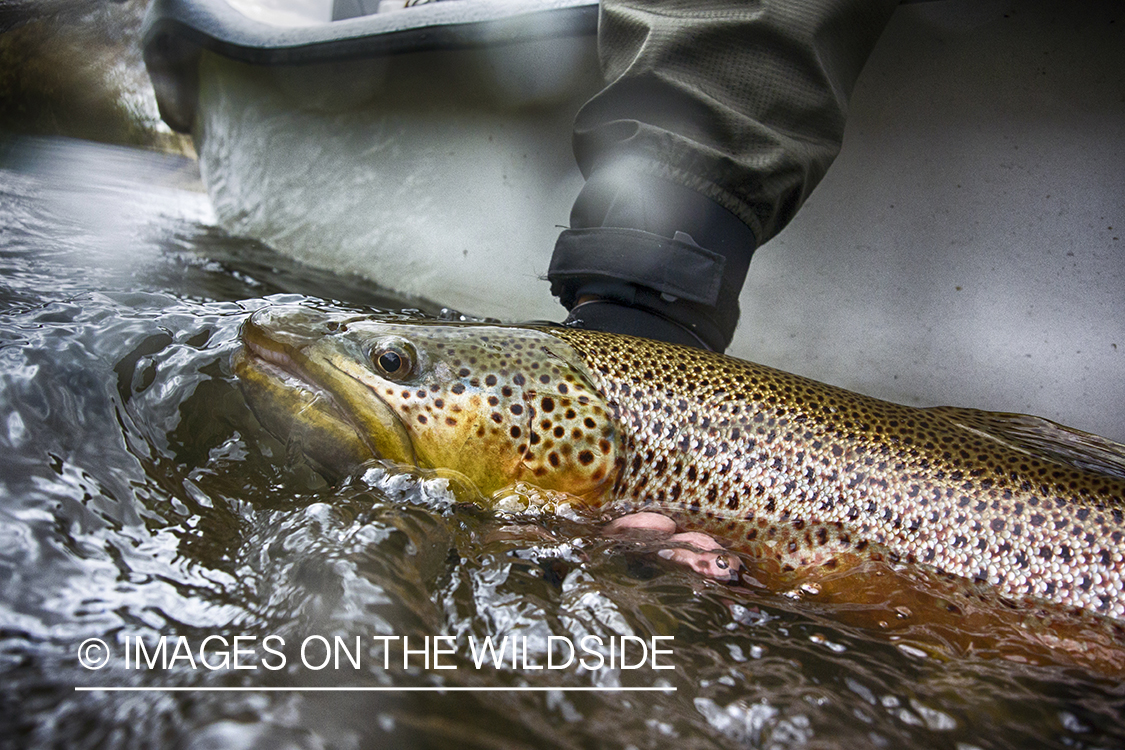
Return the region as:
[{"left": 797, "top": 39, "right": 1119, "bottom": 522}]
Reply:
[{"left": 193, "top": 38, "right": 601, "bottom": 319}]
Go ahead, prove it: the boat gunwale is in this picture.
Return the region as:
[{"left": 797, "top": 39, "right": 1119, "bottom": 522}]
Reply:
[
  {"left": 142, "top": 0, "right": 597, "bottom": 132},
  {"left": 142, "top": 0, "right": 597, "bottom": 64}
]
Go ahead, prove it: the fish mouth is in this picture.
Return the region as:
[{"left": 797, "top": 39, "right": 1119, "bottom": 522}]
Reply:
[
  {"left": 235, "top": 335, "right": 340, "bottom": 417},
  {"left": 233, "top": 306, "right": 415, "bottom": 473}
]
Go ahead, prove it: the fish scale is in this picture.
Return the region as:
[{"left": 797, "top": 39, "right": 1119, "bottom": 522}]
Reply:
[
  {"left": 235, "top": 307, "right": 1125, "bottom": 621},
  {"left": 547, "top": 327, "right": 1125, "bottom": 619}
]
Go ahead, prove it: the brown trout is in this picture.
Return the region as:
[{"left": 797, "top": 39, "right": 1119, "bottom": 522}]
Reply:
[{"left": 234, "top": 305, "right": 1125, "bottom": 622}]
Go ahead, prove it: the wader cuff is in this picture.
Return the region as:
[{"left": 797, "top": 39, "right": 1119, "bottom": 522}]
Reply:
[
  {"left": 548, "top": 229, "right": 750, "bottom": 352},
  {"left": 550, "top": 227, "right": 725, "bottom": 306},
  {"left": 548, "top": 171, "right": 756, "bottom": 352},
  {"left": 563, "top": 298, "right": 719, "bottom": 351}
]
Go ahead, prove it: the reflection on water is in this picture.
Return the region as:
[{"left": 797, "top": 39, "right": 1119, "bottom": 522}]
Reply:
[{"left": 1, "top": 136, "right": 1123, "bottom": 749}]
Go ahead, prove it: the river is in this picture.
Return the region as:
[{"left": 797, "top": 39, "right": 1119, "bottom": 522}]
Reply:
[{"left": 0, "top": 135, "right": 1122, "bottom": 749}]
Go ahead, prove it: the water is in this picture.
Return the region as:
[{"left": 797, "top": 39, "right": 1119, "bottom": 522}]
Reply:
[{"left": 1, "top": 136, "right": 1123, "bottom": 750}]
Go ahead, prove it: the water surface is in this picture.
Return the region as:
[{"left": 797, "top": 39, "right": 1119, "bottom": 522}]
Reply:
[{"left": 1, "top": 137, "right": 1122, "bottom": 750}]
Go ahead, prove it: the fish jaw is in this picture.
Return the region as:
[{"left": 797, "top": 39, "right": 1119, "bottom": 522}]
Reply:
[
  {"left": 234, "top": 306, "right": 623, "bottom": 503},
  {"left": 234, "top": 305, "right": 416, "bottom": 475}
]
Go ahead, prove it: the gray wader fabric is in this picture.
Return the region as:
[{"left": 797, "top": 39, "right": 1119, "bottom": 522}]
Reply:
[{"left": 549, "top": 0, "right": 899, "bottom": 351}]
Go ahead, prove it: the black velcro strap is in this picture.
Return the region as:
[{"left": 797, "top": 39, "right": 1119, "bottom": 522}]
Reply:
[{"left": 548, "top": 227, "right": 726, "bottom": 306}]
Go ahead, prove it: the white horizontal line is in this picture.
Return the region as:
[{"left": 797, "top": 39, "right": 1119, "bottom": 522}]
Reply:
[{"left": 75, "top": 686, "right": 675, "bottom": 693}]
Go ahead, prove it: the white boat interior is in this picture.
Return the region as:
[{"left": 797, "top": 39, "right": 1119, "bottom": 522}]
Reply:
[{"left": 143, "top": 0, "right": 1124, "bottom": 442}]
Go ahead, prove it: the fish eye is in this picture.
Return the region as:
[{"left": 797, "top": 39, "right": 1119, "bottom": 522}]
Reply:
[{"left": 370, "top": 339, "right": 416, "bottom": 381}]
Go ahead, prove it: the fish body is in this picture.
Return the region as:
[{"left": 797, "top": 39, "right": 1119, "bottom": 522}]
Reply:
[{"left": 234, "top": 306, "right": 1125, "bottom": 620}]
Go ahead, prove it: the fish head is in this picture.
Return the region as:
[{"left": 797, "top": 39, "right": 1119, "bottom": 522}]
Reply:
[{"left": 234, "top": 305, "right": 622, "bottom": 503}]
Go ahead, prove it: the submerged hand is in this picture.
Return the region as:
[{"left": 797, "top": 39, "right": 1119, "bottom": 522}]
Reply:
[{"left": 605, "top": 512, "right": 741, "bottom": 581}]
